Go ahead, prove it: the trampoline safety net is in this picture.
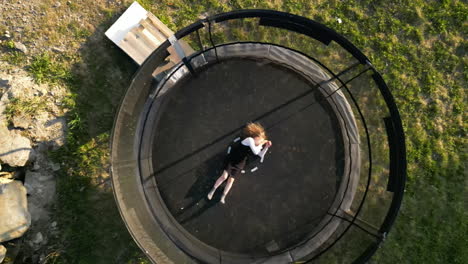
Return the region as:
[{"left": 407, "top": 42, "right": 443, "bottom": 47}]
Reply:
[{"left": 110, "top": 9, "right": 406, "bottom": 264}]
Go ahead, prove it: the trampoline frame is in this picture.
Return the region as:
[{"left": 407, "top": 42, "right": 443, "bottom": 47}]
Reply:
[
  {"left": 110, "top": 9, "right": 406, "bottom": 264},
  {"left": 139, "top": 42, "right": 360, "bottom": 262}
]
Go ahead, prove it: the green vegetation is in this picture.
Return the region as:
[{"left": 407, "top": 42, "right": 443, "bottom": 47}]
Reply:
[
  {"left": 3, "top": 40, "right": 15, "bottom": 49},
  {"left": 1, "top": 51, "right": 26, "bottom": 65},
  {"left": 35, "top": 40, "right": 140, "bottom": 263},
  {"left": 29, "top": 53, "right": 73, "bottom": 84},
  {"left": 57, "top": 21, "right": 92, "bottom": 39},
  {"left": 4, "top": 97, "right": 49, "bottom": 125},
  {"left": 1, "top": 0, "right": 465, "bottom": 263},
  {"left": 1, "top": 40, "right": 27, "bottom": 65}
]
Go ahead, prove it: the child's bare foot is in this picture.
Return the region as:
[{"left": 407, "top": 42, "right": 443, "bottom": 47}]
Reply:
[
  {"left": 207, "top": 189, "right": 215, "bottom": 200},
  {"left": 220, "top": 194, "right": 226, "bottom": 204}
]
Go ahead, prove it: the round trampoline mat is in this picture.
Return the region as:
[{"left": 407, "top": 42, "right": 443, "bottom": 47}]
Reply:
[{"left": 148, "top": 58, "right": 345, "bottom": 254}]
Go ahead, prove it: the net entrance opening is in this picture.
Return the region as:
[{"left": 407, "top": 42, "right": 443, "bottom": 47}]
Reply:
[{"left": 150, "top": 57, "right": 345, "bottom": 254}]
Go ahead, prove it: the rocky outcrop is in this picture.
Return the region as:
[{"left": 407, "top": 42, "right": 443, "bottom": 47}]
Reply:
[
  {"left": 0, "top": 180, "right": 31, "bottom": 243},
  {"left": 16, "top": 112, "right": 67, "bottom": 150},
  {"left": 0, "top": 171, "right": 13, "bottom": 180},
  {"left": 0, "top": 244, "right": 6, "bottom": 263},
  {"left": 0, "top": 61, "right": 68, "bottom": 262},
  {"left": 28, "top": 232, "right": 45, "bottom": 251},
  {"left": 0, "top": 73, "right": 36, "bottom": 167},
  {"left": 0, "top": 62, "right": 67, "bottom": 168},
  {"left": 13, "top": 42, "right": 27, "bottom": 54},
  {"left": 0, "top": 126, "right": 35, "bottom": 167},
  {"left": 24, "top": 169, "right": 56, "bottom": 223}
]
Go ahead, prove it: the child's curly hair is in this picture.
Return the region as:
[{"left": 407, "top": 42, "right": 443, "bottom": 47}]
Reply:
[{"left": 243, "top": 122, "right": 267, "bottom": 139}]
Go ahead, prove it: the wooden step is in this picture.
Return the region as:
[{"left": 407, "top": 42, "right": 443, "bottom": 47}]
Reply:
[
  {"left": 127, "top": 30, "right": 153, "bottom": 56},
  {"left": 121, "top": 31, "right": 153, "bottom": 64},
  {"left": 105, "top": 1, "right": 196, "bottom": 66},
  {"left": 120, "top": 37, "right": 146, "bottom": 64},
  {"left": 133, "top": 25, "right": 159, "bottom": 50},
  {"left": 114, "top": 8, "right": 195, "bottom": 68},
  {"left": 140, "top": 18, "right": 167, "bottom": 44},
  {"left": 144, "top": 15, "right": 194, "bottom": 56},
  {"left": 146, "top": 13, "right": 174, "bottom": 37},
  {"left": 139, "top": 27, "right": 163, "bottom": 50}
]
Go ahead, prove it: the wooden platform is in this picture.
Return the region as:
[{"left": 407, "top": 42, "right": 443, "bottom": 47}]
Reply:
[{"left": 105, "top": 1, "right": 194, "bottom": 74}]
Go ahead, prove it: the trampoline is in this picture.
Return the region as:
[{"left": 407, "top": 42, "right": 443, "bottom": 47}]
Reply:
[{"left": 111, "top": 10, "right": 406, "bottom": 264}]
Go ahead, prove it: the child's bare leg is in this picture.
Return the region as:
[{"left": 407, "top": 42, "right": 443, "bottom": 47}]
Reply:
[
  {"left": 213, "top": 170, "right": 229, "bottom": 189},
  {"left": 220, "top": 177, "right": 235, "bottom": 204},
  {"left": 207, "top": 170, "right": 228, "bottom": 200}
]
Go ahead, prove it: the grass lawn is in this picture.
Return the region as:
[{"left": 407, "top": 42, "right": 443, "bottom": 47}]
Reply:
[{"left": 1, "top": 0, "right": 466, "bottom": 263}]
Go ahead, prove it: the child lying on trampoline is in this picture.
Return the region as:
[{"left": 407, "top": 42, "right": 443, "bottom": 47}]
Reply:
[{"left": 207, "top": 122, "right": 272, "bottom": 204}]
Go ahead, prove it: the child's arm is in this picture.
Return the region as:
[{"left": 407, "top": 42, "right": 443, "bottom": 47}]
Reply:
[
  {"left": 241, "top": 137, "right": 263, "bottom": 155},
  {"left": 258, "top": 146, "right": 269, "bottom": 162},
  {"left": 259, "top": 141, "right": 272, "bottom": 162}
]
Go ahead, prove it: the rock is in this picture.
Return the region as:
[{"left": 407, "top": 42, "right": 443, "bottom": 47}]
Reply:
[
  {"left": 32, "top": 163, "right": 40, "bottom": 171},
  {"left": 0, "top": 126, "right": 35, "bottom": 167},
  {"left": 0, "top": 177, "right": 12, "bottom": 185},
  {"left": 13, "top": 42, "right": 27, "bottom": 53},
  {"left": 4, "top": 30, "right": 11, "bottom": 37},
  {"left": 30, "top": 143, "right": 49, "bottom": 172},
  {"left": 0, "top": 244, "right": 6, "bottom": 263},
  {"left": 51, "top": 47, "right": 64, "bottom": 53},
  {"left": 27, "top": 231, "right": 46, "bottom": 252},
  {"left": 49, "top": 162, "right": 60, "bottom": 172},
  {"left": 0, "top": 63, "right": 67, "bottom": 149},
  {"left": 27, "top": 202, "right": 50, "bottom": 224},
  {"left": 0, "top": 181, "right": 31, "bottom": 243},
  {"left": 11, "top": 115, "right": 30, "bottom": 129},
  {"left": 1, "top": 77, "right": 37, "bottom": 101},
  {"left": 31, "top": 232, "right": 43, "bottom": 245},
  {"left": 53, "top": 2, "right": 61, "bottom": 7},
  {"left": 30, "top": 115, "right": 67, "bottom": 150},
  {"left": 0, "top": 171, "right": 13, "bottom": 181},
  {"left": 24, "top": 171, "right": 54, "bottom": 194},
  {"left": 0, "top": 71, "right": 40, "bottom": 167},
  {"left": 24, "top": 171, "right": 55, "bottom": 222},
  {"left": 0, "top": 79, "right": 9, "bottom": 89}
]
